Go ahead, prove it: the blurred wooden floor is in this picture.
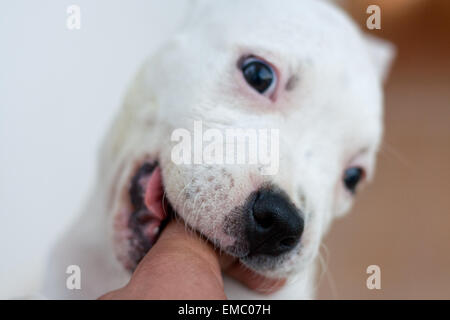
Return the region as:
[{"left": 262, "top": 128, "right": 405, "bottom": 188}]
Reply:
[{"left": 317, "top": 0, "right": 450, "bottom": 299}]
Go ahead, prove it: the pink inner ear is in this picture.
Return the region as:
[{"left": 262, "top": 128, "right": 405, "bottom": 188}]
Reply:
[{"left": 144, "top": 166, "right": 166, "bottom": 221}]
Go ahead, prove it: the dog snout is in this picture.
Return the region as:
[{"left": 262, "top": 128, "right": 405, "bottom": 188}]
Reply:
[{"left": 245, "top": 187, "right": 304, "bottom": 257}]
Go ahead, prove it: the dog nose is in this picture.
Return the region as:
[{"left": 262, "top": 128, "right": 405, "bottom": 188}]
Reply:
[{"left": 246, "top": 187, "right": 304, "bottom": 256}]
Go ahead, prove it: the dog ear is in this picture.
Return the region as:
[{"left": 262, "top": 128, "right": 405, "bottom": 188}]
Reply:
[{"left": 363, "top": 34, "right": 396, "bottom": 83}]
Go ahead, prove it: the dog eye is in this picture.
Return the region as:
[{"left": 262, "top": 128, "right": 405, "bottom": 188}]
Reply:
[
  {"left": 240, "top": 57, "right": 277, "bottom": 97},
  {"left": 343, "top": 167, "right": 365, "bottom": 194}
]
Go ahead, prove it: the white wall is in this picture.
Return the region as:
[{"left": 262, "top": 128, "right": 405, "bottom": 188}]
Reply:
[{"left": 0, "top": 0, "right": 188, "bottom": 298}]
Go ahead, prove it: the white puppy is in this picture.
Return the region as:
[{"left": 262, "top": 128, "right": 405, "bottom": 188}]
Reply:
[{"left": 42, "top": 0, "right": 393, "bottom": 299}]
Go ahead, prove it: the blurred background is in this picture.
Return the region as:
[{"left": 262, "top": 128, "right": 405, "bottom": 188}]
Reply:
[
  {"left": 318, "top": 0, "right": 450, "bottom": 299},
  {"left": 0, "top": 0, "right": 449, "bottom": 299}
]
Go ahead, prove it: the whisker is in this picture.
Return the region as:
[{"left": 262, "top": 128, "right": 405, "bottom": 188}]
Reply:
[
  {"left": 317, "top": 243, "right": 338, "bottom": 299},
  {"left": 379, "top": 140, "right": 415, "bottom": 171}
]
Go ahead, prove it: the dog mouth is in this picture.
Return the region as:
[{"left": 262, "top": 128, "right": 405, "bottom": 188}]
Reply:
[
  {"left": 123, "top": 160, "right": 294, "bottom": 288},
  {"left": 125, "top": 160, "right": 243, "bottom": 272},
  {"left": 127, "top": 161, "right": 173, "bottom": 268}
]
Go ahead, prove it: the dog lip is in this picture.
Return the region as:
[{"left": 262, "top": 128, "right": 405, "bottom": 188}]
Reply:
[
  {"left": 127, "top": 161, "right": 172, "bottom": 269},
  {"left": 143, "top": 166, "right": 166, "bottom": 220}
]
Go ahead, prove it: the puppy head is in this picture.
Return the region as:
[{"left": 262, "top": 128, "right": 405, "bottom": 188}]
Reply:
[{"left": 108, "top": 0, "right": 394, "bottom": 280}]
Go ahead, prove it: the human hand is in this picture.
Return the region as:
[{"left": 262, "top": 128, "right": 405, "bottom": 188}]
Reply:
[{"left": 99, "top": 220, "right": 285, "bottom": 300}]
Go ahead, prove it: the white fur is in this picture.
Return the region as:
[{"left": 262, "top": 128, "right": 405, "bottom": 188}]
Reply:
[{"left": 42, "top": 0, "right": 393, "bottom": 299}]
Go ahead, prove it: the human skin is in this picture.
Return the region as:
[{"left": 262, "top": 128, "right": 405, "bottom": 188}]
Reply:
[{"left": 99, "top": 220, "right": 285, "bottom": 300}]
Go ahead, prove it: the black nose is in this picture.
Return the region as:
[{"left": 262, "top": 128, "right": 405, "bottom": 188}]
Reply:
[{"left": 245, "top": 187, "right": 304, "bottom": 257}]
